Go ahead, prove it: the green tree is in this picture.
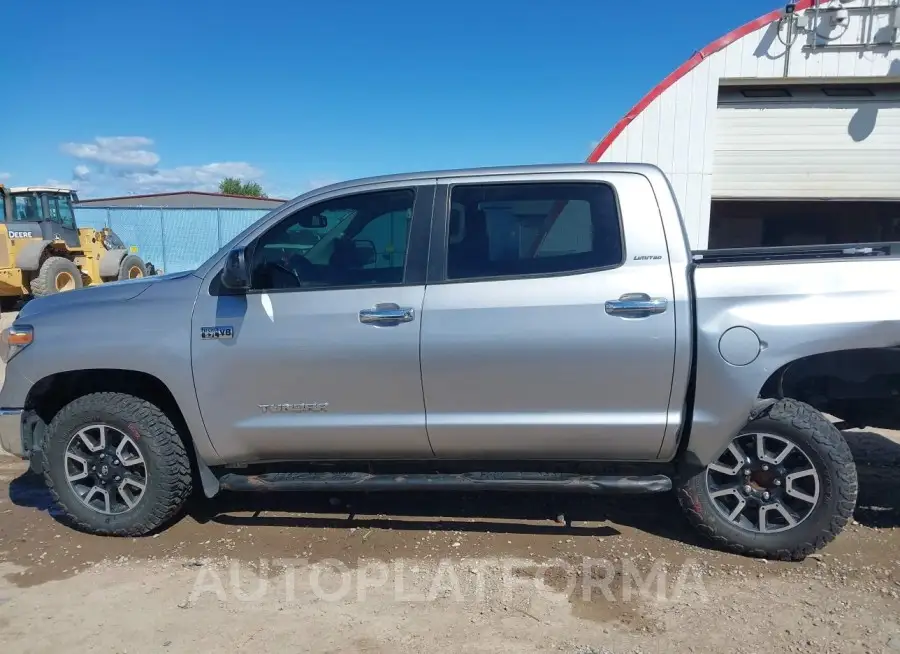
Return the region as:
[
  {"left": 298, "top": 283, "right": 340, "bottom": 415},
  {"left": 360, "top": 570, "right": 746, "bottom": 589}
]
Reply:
[{"left": 218, "top": 177, "right": 267, "bottom": 198}]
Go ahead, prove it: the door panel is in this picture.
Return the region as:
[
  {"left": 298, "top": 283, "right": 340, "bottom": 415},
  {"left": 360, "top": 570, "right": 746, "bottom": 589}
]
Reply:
[
  {"left": 191, "top": 286, "right": 430, "bottom": 462},
  {"left": 421, "top": 173, "right": 677, "bottom": 460},
  {"left": 190, "top": 183, "right": 435, "bottom": 464}
]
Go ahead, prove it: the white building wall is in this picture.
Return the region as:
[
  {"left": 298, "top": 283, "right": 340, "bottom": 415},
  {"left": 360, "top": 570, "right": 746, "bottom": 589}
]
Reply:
[{"left": 595, "top": 0, "right": 900, "bottom": 249}]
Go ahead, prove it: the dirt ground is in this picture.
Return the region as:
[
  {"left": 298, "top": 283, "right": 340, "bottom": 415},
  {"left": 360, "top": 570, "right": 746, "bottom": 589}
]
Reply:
[{"left": 3, "top": 308, "right": 900, "bottom": 652}]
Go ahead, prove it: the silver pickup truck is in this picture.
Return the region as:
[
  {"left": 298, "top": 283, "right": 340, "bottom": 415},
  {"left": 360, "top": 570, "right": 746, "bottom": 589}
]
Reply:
[{"left": 1, "top": 163, "right": 892, "bottom": 560}]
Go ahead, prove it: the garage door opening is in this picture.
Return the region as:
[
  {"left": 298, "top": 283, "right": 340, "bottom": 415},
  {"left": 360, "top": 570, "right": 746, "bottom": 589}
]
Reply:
[{"left": 709, "top": 200, "right": 900, "bottom": 249}]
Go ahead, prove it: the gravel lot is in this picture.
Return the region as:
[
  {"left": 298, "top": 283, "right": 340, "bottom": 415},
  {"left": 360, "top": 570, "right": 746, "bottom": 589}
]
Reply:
[{"left": 2, "top": 310, "right": 900, "bottom": 653}]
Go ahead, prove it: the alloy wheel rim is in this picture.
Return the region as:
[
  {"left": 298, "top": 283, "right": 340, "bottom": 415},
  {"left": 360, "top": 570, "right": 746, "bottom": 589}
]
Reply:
[
  {"left": 128, "top": 265, "right": 143, "bottom": 279},
  {"left": 705, "top": 432, "right": 821, "bottom": 534},
  {"left": 64, "top": 424, "right": 148, "bottom": 515}
]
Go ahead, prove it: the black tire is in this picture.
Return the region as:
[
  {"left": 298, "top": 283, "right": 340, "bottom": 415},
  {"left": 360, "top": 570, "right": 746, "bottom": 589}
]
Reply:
[
  {"left": 677, "top": 399, "right": 857, "bottom": 561},
  {"left": 42, "top": 392, "right": 193, "bottom": 536},
  {"left": 30, "top": 256, "right": 83, "bottom": 297},
  {"left": 118, "top": 254, "right": 146, "bottom": 281}
]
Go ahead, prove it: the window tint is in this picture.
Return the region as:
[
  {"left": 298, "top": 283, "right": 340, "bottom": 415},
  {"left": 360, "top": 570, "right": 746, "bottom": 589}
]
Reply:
[
  {"left": 250, "top": 189, "right": 415, "bottom": 291},
  {"left": 445, "top": 182, "right": 622, "bottom": 280}
]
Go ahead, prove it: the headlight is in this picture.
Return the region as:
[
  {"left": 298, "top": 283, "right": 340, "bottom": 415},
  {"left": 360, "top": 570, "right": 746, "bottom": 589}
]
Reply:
[{"left": 0, "top": 324, "right": 33, "bottom": 363}]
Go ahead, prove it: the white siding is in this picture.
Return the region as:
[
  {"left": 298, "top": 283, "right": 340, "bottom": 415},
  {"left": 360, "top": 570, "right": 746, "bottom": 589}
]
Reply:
[{"left": 596, "top": 0, "right": 900, "bottom": 248}]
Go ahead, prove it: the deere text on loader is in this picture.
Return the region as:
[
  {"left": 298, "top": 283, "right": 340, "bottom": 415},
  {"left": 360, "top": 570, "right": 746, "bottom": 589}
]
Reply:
[{"left": 0, "top": 185, "right": 154, "bottom": 302}]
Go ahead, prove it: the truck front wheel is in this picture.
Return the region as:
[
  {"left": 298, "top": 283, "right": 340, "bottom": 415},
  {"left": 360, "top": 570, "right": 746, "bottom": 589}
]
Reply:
[
  {"left": 677, "top": 399, "right": 858, "bottom": 560},
  {"left": 42, "top": 392, "right": 193, "bottom": 536}
]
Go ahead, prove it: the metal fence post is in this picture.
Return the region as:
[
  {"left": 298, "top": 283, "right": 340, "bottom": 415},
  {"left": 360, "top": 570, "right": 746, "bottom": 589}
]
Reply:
[
  {"left": 159, "top": 209, "right": 168, "bottom": 273},
  {"left": 106, "top": 207, "right": 111, "bottom": 228},
  {"left": 216, "top": 208, "right": 222, "bottom": 248}
]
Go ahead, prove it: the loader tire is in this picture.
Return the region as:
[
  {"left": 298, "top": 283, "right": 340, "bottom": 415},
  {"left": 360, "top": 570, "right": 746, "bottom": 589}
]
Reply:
[
  {"left": 677, "top": 399, "right": 857, "bottom": 561},
  {"left": 42, "top": 392, "right": 193, "bottom": 536},
  {"left": 118, "top": 254, "right": 146, "bottom": 281},
  {"left": 30, "top": 256, "right": 83, "bottom": 297}
]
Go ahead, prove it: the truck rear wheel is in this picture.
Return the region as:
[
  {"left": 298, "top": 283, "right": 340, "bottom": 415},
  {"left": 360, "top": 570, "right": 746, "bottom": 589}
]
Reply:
[
  {"left": 118, "top": 254, "right": 146, "bottom": 281},
  {"left": 677, "top": 399, "right": 857, "bottom": 560},
  {"left": 30, "top": 256, "right": 83, "bottom": 297},
  {"left": 42, "top": 392, "right": 193, "bottom": 536}
]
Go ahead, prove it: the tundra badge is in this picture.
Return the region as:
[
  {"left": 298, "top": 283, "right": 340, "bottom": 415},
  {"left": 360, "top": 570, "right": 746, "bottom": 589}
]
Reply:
[{"left": 259, "top": 403, "right": 329, "bottom": 413}]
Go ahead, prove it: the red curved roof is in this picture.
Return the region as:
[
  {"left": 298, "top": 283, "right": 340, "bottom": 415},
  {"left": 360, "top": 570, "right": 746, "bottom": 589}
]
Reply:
[{"left": 586, "top": 0, "right": 817, "bottom": 163}]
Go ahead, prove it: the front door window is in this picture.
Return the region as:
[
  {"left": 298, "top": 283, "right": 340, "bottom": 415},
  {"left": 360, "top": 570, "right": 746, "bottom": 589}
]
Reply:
[{"left": 250, "top": 189, "right": 416, "bottom": 291}]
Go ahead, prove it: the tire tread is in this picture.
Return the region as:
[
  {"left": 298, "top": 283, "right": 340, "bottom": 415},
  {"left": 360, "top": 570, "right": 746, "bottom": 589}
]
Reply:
[
  {"left": 30, "top": 256, "right": 82, "bottom": 298},
  {"left": 42, "top": 392, "right": 192, "bottom": 536},
  {"left": 677, "top": 398, "right": 858, "bottom": 561}
]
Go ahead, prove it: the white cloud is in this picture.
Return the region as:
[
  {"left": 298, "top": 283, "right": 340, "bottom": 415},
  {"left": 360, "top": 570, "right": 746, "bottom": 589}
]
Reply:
[
  {"left": 44, "top": 178, "right": 74, "bottom": 188},
  {"left": 59, "top": 135, "right": 266, "bottom": 196},
  {"left": 60, "top": 136, "right": 160, "bottom": 168},
  {"left": 123, "top": 162, "right": 264, "bottom": 193},
  {"left": 0, "top": 172, "right": 10, "bottom": 181},
  {"left": 73, "top": 164, "right": 91, "bottom": 180}
]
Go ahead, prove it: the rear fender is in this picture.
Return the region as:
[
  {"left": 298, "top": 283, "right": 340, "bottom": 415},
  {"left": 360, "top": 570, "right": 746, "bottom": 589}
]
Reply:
[{"left": 684, "top": 259, "right": 900, "bottom": 468}]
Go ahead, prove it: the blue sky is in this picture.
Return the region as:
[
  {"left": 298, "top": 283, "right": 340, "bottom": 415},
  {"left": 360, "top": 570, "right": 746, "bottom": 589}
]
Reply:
[{"left": 0, "top": 0, "right": 779, "bottom": 200}]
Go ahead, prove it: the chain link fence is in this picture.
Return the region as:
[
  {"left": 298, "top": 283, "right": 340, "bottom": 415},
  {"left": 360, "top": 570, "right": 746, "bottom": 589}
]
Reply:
[{"left": 74, "top": 207, "right": 271, "bottom": 273}]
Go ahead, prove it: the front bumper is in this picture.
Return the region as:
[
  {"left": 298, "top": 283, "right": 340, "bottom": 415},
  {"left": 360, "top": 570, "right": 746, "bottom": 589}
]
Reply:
[{"left": 0, "top": 409, "right": 24, "bottom": 458}]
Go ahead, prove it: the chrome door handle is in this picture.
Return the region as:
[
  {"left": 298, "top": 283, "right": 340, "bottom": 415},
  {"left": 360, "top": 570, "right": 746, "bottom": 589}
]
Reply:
[
  {"left": 605, "top": 293, "right": 668, "bottom": 318},
  {"left": 359, "top": 303, "right": 415, "bottom": 325}
]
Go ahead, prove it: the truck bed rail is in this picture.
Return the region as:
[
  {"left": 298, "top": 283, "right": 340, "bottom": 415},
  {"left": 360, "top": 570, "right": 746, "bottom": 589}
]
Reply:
[{"left": 692, "top": 242, "right": 900, "bottom": 265}]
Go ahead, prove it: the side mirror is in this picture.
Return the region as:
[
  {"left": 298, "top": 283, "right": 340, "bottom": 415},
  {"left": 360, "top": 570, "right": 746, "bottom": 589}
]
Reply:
[
  {"left": 221, "top": 246, "right": 250, "bottom": 291},
  {"left": 297, "top": 214, "right": 328, "bottom": 229}
]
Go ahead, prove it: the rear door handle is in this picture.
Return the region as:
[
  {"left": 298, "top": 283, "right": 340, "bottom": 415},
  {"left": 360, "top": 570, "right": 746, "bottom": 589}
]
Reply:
[
  {"left": 359, "top": 303, "right": 415, "bottom": 325},
  {"left": 605, "top": 293, "right": 668, "bottom": 319}
]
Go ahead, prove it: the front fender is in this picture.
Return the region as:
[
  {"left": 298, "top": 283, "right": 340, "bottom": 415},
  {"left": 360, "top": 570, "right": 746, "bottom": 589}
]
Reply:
[{"left": 2, "top": 272, "right": 221, "bottom": 464}]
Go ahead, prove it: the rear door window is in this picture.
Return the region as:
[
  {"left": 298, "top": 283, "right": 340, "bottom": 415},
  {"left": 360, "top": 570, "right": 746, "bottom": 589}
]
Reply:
[{"left": 445, "top": 182, "right": 622, "bottom": 280}]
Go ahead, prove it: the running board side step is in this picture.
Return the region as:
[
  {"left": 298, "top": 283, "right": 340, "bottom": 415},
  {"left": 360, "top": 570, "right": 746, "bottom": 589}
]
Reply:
[{"left": 216, "top": 471, "right": 673, "bottom": 494}]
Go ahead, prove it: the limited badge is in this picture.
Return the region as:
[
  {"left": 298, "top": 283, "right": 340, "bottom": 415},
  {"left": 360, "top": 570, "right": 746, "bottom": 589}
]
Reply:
[{"left": 200, "top": 326, "right": 234, "bottom": 340}]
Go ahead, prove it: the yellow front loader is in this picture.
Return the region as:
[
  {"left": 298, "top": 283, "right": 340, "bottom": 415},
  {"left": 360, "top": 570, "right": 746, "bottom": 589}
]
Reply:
[{"left": 0, "top": 184, "right": 152, "bottom": 301}]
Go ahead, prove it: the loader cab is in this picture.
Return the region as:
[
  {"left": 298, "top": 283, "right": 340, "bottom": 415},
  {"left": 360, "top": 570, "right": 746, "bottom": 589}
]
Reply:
[{"left": 4, "top": 186, "right": 81, "bottom": 247}]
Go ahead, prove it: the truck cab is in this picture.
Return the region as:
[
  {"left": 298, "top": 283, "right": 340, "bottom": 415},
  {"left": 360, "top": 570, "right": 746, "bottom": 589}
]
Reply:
[{"left": 3, "top": 186, "right": 82, "bottom": 248}]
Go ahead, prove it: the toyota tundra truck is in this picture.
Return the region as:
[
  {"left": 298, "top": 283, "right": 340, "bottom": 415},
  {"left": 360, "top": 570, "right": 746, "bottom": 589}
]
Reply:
[{"left": 0, "top": 163, "right": 890, "bottom": 560}]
